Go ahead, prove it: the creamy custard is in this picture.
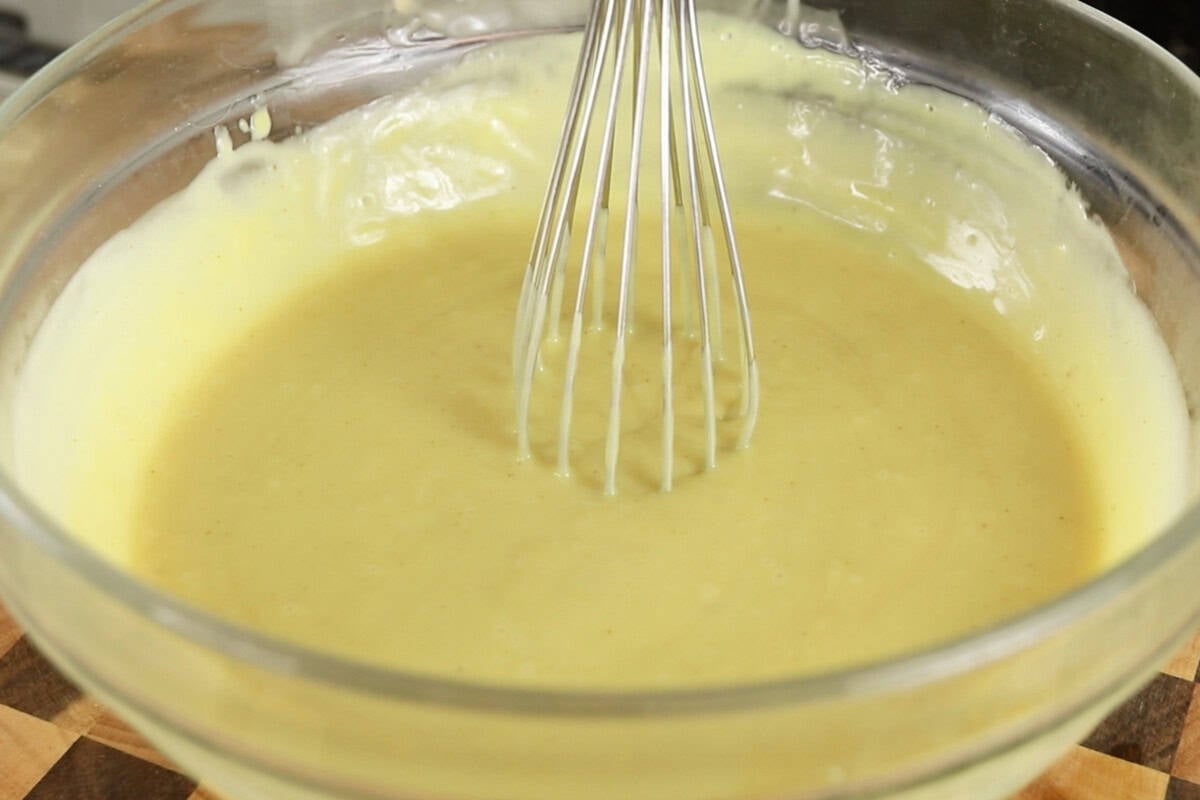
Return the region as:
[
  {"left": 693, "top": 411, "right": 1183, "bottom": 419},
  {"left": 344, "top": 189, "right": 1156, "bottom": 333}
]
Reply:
[{"left": 13, "top": 18, "right": 1188, "bottom": 688}]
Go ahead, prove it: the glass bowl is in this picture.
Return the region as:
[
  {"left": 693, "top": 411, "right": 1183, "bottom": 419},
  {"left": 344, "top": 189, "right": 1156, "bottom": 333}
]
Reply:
[{"left": 1, "top": 1, "right": 1199, "bottom": 798}]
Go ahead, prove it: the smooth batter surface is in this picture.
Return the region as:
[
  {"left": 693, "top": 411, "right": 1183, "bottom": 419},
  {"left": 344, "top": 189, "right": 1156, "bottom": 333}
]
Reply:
[{"left": 13, "top": 17, "right": 1188, "bottom": 687}]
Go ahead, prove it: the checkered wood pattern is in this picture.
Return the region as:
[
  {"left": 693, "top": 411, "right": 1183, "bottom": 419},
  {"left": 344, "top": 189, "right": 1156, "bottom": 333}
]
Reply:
[
  {"left": 1014, "top": 632, "right": 1200, "bottom": 800},
  {"left": 2, "top": 602, "right": 1199, "bottom": 799}
]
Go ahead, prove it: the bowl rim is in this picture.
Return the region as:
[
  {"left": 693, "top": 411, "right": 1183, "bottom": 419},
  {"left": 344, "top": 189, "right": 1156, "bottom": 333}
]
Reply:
[{"left": 1, "top": 0, "right": 1200, "bottom": 718}]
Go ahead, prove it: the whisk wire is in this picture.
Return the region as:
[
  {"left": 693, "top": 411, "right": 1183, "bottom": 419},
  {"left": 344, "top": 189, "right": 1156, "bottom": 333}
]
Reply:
[
  {"left": 515, "top": 0, "right": 759, "bottom": 493},
  {"left": 604, "top": 0, "right": 657, "bottom": 495},
  {"left": 681, "top": 0, "right": 760, "bottom": 443},
  {"left": 659, "top": 0, "right": 677, "bottom": 492},
  {"left": 515, "top": 0, "right": 617, "bottom": 460},
  {"left": 558, "top": 0, "right": 640, "bottom": 479},
  {"left": 672, "top": 0, "right": 720, "bottom": 471}
]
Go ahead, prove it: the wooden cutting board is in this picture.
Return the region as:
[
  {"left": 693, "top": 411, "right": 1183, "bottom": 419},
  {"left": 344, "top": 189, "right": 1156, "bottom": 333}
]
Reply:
[{"left": 1, "top": 600, "right": 1198, "bottom": 799}]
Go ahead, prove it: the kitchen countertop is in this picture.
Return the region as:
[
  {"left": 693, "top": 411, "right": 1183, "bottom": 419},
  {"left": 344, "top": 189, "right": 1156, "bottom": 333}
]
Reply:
[{"left": 1, "top": 599, "right": 1198, "bottom": 799}]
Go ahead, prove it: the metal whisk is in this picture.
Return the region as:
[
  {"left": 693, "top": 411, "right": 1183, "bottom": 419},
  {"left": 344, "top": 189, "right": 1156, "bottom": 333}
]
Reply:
[{"left": 513, "top": 0, "right": 759, "bottom": 494}]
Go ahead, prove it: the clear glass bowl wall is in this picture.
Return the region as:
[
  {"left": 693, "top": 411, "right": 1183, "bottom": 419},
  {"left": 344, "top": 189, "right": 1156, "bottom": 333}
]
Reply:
[{"left": 0, "top": 1, "right": 1199, "bottom": 799}]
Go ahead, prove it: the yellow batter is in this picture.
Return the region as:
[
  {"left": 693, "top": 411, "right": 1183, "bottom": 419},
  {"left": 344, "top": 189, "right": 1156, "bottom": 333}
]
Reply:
[{"left": 12, "top": 17, "right": 1188, "bottom": 688}]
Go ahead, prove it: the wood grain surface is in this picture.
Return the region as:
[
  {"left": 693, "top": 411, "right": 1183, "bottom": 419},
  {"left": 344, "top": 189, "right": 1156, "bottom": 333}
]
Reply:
[{"left": 1, "top": 600, "right": 1199, "bottom": 799}]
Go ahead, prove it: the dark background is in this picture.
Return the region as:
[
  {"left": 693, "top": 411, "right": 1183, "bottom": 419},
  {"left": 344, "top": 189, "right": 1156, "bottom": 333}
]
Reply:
[{"left": 1087, "top": 0, "right": 1200, "bottom": 71}]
